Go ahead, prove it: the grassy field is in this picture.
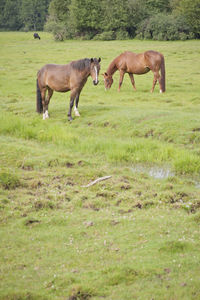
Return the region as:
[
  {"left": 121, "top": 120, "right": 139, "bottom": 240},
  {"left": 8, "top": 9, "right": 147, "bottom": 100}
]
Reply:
[{"left": 0, "top": 32, "right": 200, "bottom": 300}]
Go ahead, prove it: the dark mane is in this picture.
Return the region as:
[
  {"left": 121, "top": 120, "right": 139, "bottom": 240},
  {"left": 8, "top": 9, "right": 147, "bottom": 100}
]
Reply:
[{"left": 71, "top": 58, "right": 91, "bottom": 71}]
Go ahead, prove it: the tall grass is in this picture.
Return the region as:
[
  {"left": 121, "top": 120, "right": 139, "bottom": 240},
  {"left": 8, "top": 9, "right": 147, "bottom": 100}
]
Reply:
[
  {"left": 0, "top": 33, "right": 200, "bottom": 300},
  {"left": 1, "top": 110, "right": 200, "bottom": 174}
]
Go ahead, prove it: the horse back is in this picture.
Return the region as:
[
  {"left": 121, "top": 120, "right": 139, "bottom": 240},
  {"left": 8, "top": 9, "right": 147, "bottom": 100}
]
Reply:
[
  {"left": 37, "top": 64, "right": 72, "bottom": 92},
  {"left": 144, "top": 50, "right": 164, "bottom": 70},
  {"left": 119, "top": 51, "right": 148, "bottom": 74}
]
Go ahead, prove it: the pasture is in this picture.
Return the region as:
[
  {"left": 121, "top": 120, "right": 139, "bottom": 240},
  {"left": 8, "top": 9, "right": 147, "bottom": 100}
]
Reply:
[{"left": 0, "top": 32, "right": 200, "bottom": 299}]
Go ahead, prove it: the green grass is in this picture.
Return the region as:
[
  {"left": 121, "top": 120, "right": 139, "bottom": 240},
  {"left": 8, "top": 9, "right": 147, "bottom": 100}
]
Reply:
[{"left": 0, "top": 32, "right": 200, "bottom": 299}]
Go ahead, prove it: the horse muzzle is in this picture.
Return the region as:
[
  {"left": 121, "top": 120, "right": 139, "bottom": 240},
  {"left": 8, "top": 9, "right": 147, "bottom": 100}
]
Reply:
[{"left": 93, "top": 80, "right": 99, "bottom": 85}]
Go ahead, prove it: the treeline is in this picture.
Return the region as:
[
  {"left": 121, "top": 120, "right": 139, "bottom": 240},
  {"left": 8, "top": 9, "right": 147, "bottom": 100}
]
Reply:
[
  {"left": 0, "top": 0, "right": 51, "bottom": 31},
  {"left": 0, "top": 0, "right": 200, "bottom": 41},
  {"left": 45, "top": 0, "right": 200, "bottom": 41}
]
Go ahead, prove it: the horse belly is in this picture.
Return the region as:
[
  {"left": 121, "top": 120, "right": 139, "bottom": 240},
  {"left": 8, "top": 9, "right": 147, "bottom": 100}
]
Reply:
[
  {"left": 126, "top": 53, "right": 150, "bottom": 74},
  {"left": 54, "top": 86, "right": 70, "bottom": 92},
  {"left": 47, "top": 75, "right": 70, "bottom": 92},
  {"left": 134, "top": 67, "right": 150, "bottom": 75}
]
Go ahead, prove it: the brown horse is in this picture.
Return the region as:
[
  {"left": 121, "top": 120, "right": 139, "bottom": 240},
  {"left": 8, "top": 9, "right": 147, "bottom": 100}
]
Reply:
[
  {"left": 36, "top": 57, "right": 101, "bottom": 121},
  {"left": 103, "top": 51, "right": 165, "bottom": 93}
]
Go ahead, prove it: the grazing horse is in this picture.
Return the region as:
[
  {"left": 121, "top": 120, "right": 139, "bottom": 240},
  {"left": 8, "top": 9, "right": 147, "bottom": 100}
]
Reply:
[
  {"left": 36, "top": 58, "right": 101, "bottom": 121},
  {"left": 33, "top": 33, "right": 41, "bottom": 39},
  {"left": 103, "top": 50, "right": 165, "bottom": 93}
]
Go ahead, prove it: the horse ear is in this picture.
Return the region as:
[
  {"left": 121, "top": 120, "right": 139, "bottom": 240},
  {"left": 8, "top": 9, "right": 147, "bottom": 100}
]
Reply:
[
  {"left": 90, "top": 58, "right": 94, "bottom": 63},
  {"left": 98, "top": 57, "right": 101, "bottom": 62}
]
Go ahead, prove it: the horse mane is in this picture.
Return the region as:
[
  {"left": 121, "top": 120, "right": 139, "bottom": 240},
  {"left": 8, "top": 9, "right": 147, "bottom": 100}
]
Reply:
[
  {"left": 71, "top": 58, "right": 91, "bottom": 71},
  {"left": 106, "top": 58, "right": 118, "bottom": 76}
]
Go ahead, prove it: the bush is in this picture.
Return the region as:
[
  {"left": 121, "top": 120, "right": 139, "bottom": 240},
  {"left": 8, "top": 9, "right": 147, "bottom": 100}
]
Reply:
[
  {"left": 93, "top": 31, "right": 115, "bottom": 41},
  {"left": 136, "top": 14, "right": 193, "bottom": 41},
  {"left": 75, "top": 32, "right": 96, "bottom": 40},
  {"left": 115, "top": 29, "right": 129, "bottom": 40},
  {"left": 44, "top": 17, "right": 71, "bottom": 41}
]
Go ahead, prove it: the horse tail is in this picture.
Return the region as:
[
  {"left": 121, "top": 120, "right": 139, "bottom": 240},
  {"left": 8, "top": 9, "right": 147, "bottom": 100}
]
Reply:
[
  {"left": 160, "top": 55, "right": 166, "bottom": 92},
  {"left": 36, "top": 79, "right": 43, "bottom": 113}
]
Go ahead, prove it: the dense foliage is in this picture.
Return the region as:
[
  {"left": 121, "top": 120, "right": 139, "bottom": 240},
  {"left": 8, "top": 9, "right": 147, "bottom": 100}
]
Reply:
[
  {"left": 1, "top": 0, "right": 200, "bottom": 40},
  {"left": 45, "top": 0, "right": 200, "bottom": 40},
  {"left": 0, "top": 0, "right": 51, "bottom": 31}
]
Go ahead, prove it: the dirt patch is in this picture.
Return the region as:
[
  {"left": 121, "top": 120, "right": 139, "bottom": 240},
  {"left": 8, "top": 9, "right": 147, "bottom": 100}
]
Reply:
[
  {"left": 24, "top": 219, "right": 40, "bottom": 226},
  {"left": 68, "top": 286, "right": 94, "bottom": 300},
  {"left": 83, "top": 203, "right": 100, "bottom": 211},
  {"left": 96, "top": 192, "right": 108, "bottom": 197},
  {"left": 31, "top": 180, "right": 42, "bottom": 189},
  {"left": 145, "top": 129, "right": 154, "bottom": 137},
  {"left": 133, "top": 202, "right": 142, "bottom": 209},
  {"left": 120, "top": 184, "right": 131, "bottom": 190},
  {"left": 65, "top": 162, "right": 74, "bottom": 168},
  {"left": 103, "top": 121, "right": 109, "bottom": 127},
  {"left": 118, "top": 209, "right": 133, "bottom": 214}
]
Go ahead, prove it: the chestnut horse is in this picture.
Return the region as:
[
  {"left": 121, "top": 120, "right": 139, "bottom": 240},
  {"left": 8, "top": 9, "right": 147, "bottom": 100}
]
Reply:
[
  {"left": 103, "top": 51, "right": 165, "bottom": 93},
  {"left": 36, "top": 57, "right": 101, "bottom": 121}
]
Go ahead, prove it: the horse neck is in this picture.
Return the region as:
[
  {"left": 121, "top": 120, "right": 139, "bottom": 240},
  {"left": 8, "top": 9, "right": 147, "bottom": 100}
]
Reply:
[
  {"left": 78, "top": 67, "right": 91, "bottom": 82},
  {"left": 106, "top": 59, "right": 118, "bottom": 76}
]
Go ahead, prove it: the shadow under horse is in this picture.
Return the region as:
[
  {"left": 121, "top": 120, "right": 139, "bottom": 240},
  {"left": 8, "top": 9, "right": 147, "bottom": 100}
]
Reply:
[
  {"left": 103, "top": 50, "right": 165, "bottom": 93},
  {"left": 36, "top": 58, "right": 101, "bottom": 121}
]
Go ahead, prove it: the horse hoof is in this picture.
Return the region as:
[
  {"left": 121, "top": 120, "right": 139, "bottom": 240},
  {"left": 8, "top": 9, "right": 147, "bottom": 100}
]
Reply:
[
  {"left": 68, "top": 117, "right": 73, "bottom": 121},
  {"left": 74, "top": 111, "right": 80, "bottom": 117}
]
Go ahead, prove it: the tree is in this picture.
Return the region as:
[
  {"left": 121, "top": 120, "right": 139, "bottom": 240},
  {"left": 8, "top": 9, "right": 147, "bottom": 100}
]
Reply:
[
  {"left": 126, "top": 0, "right": 149, "bottom": 37},
  {"left": 136, "top": 13, "right": 194, "bottom": 40},
  {"left": 20, "top": 0, "right": 50, "bottom": 31},
  {"left": 48, "top": 0, "right": 71, "bottom": 22},
  {"left": 171, "top": 0, "right": 200, "bottom": 37},
  {"left": 145, "top": 0, "right": 171, "bottom": 14},
  {"left": 69, "top": 0, "right": 102, "bottom": 38},
  {"left": 101, "top": 0, "right": 129, "bottom": 32},
  {"left": 44, "top": 0, "right": 199, "bottom": 40},
  {"left": 0, "top": 0, "right": 22, "bottom": 30}
]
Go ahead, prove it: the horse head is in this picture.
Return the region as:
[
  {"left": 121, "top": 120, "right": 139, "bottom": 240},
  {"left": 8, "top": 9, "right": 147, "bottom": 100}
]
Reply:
[
  {"left": 103, "top": 72, "right": 113, "bottom": 90},
  {"left": 90, "top": 58, "right": 101, "bottom": 85}
]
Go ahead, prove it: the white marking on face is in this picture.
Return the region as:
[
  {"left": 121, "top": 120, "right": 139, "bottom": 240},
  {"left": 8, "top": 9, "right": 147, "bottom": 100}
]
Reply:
[{"left": 94, "top": 66, "right": 98, "bottom": 84}]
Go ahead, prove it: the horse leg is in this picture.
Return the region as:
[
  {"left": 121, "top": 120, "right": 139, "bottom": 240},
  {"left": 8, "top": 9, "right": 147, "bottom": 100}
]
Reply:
[
  {"left": 118, "top": 70, "right": 125, "bottom": 92},
  {"left": 151, "top": 71, "right": 159, "bottom": 93},
  {"left": 68, "top": 90, "right": 76, "bottom": 121},
  {"left": 41, "top": 88, "right": 47, "bottom": 120},
  {"left": 44, "top": 88, "right": 53, "bottom": 119},
  {"left": 129, "top": 73, "right": 136, "bottom": 91},
  {"left": 74, "top": 92, "right": 81, "bottom": 117}
]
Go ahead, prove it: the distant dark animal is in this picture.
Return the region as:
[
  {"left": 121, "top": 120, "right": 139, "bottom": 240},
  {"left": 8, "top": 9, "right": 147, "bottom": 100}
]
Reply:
[
  {"left": 36, "top": 58, "right": 101, "bottom": 121},
  {"left": 103, "top": 50, "right": 165, "bottom": 93},
  {"left": 33, "top": 33, "right": 40, "bottom": 40}
]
